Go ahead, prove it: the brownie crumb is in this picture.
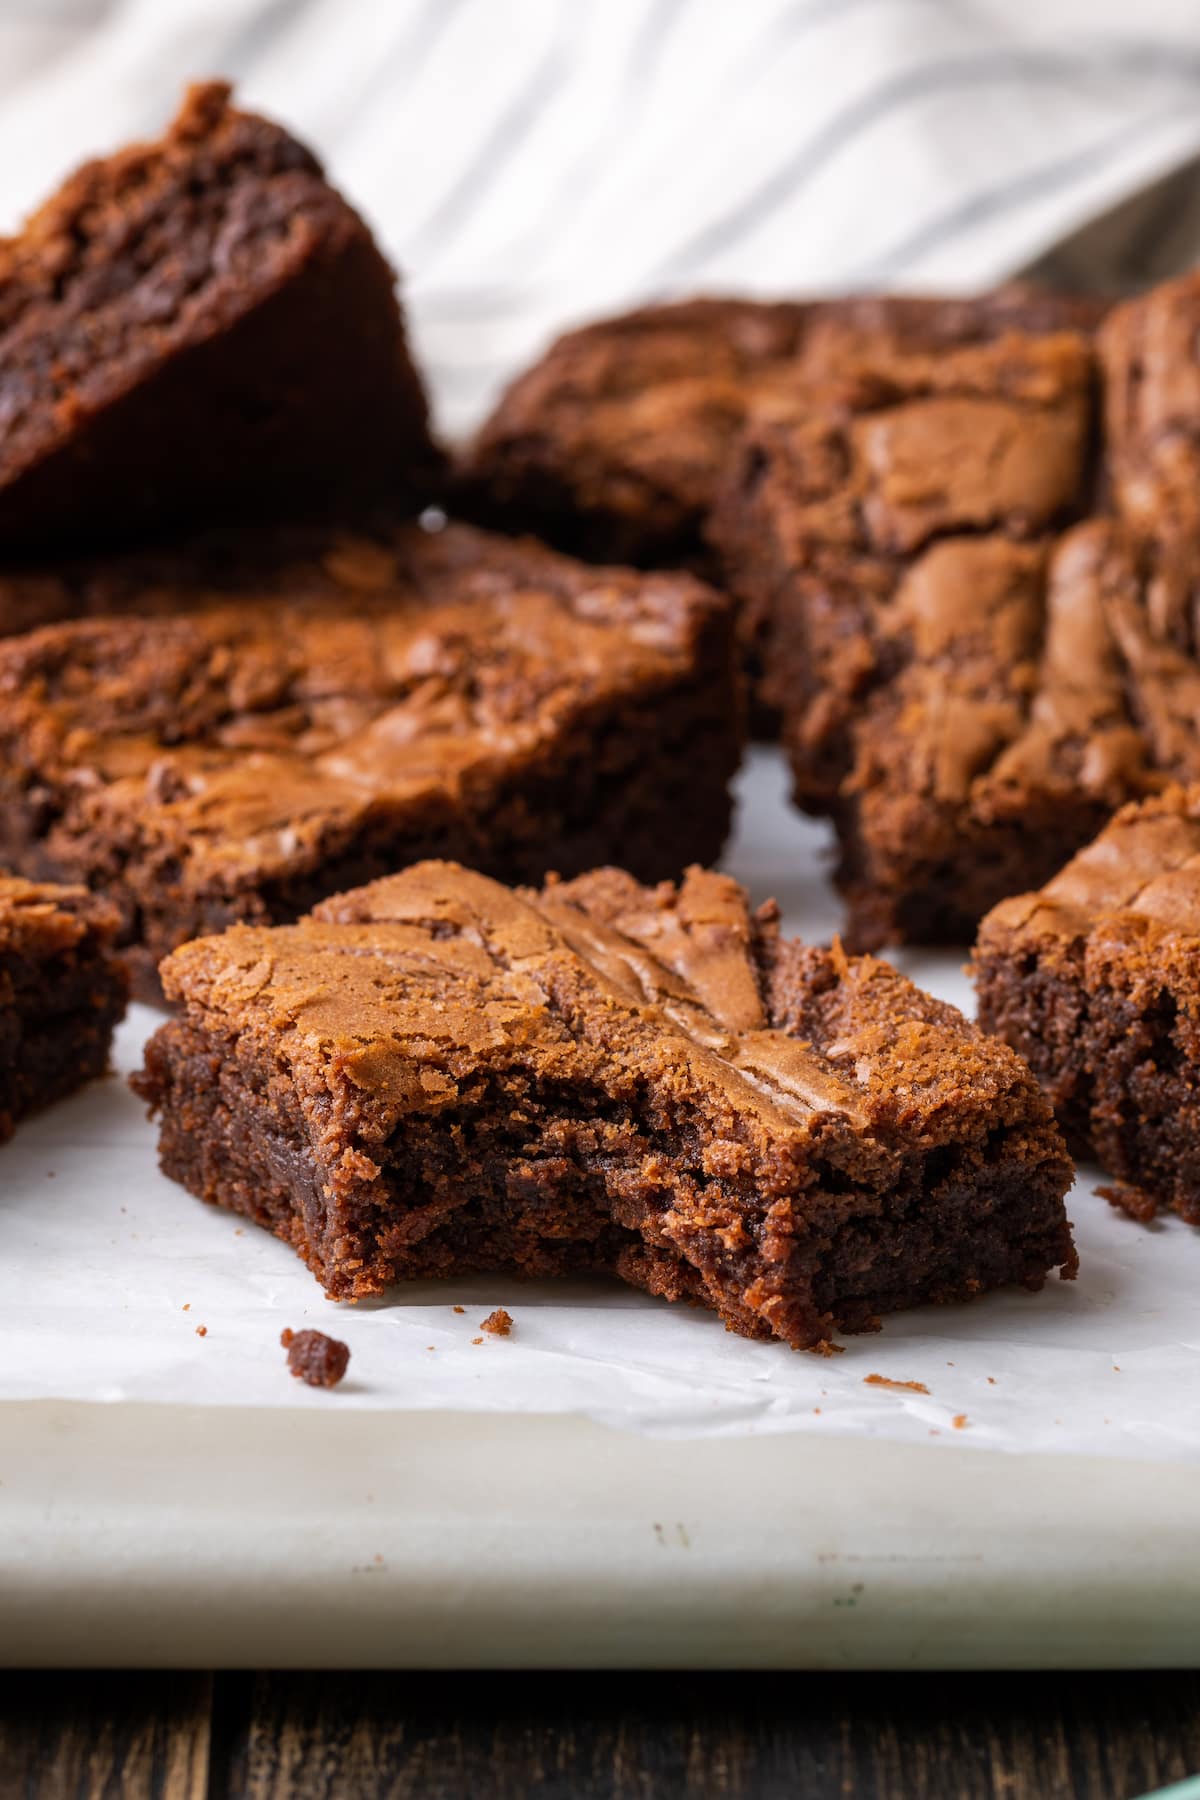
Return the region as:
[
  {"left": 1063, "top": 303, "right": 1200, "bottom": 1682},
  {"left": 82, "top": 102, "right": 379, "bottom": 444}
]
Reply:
[
  {"left": 471, "top": 1336, "right": 483, "bottom": 1345},
  {"left": 1098, "top": 1183, "right": 1159, "bottom": 1224},
  {"left": 481, "top": 1308, "right": 513, "bottom": 1338},
  {"left": 952, "top": 1413, "right": 969, "bottom": 1430},
  {"left": 452, "top": 1305, "right": 465, "bottom": 1314},
  {"left": 280, "top": 1326, "right": 350, "bottom": 1388},
  {"left": 863, "top": 1373, "right": 929, "bottom": 1395},
  {"left": 195, "top": 1325, "right": 207, "bottom": 1338}
]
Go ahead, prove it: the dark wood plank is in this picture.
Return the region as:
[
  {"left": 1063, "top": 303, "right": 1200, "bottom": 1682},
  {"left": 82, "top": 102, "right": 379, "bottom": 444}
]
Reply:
[
  {"left": 212, "top": 1670, "right": 1200, "bottom": 1800},
  {"left": 0, "top": 1671, "right": 212, "bottom": 1800}
]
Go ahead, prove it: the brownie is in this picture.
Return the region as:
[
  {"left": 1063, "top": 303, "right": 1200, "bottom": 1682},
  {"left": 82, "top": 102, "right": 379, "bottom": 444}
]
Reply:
[
  {"left": 0, "top": 521, "right": 739, "bottom": 1001},
  {"left": 705, "top": 311, "right": 1174, "bottom": 946},
  {"left": 281, "top": 1327, "right": 350, "bottom": 1388},
  {"left": 133, "top": 862, "right": 1076, "bottom": 1350},
  {"left": 0, "top": 873, "right": 126, "bottom": 1140},
  {"left": 975, "top": 786, "right": 1200, "bottom": 1224},
  {"left": 465, "top": 289, "right": 1106, "bottom": 570},
  {"left": 1100, "top": 270, "right": 1200, "bottom": 552},
  {"left": 0, "top": 81, "right": 438, "bottom": 553}
]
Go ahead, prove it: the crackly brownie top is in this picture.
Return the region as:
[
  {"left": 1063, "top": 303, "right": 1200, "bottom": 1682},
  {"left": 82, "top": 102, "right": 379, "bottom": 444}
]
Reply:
[
  {"left": 159, "top": 861, "right": 1053, "bottom": 1174},
  {"left": 1100, "top": 271, "right": 1200, "bottom": 544},
  {"left": 0, "top": 872, "right": 120, "bottom": 958},
  {"left": 980, "top": 786, "right": 1200, "bottom": 952},
  {"left": 468, "top": 289, "right": 1105, "bottom": 555},
  {"left": 715, "top": 326, "right": 1095, "bottom": 565},
  {"left": 0, "top": 522, "right": 727, "bottom": 889}
]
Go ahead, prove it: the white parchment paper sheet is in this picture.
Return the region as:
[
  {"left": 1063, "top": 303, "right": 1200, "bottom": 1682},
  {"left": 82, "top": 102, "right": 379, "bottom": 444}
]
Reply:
[{"left": 2, "top": 749, "right": 1197, "bottom": 1459}]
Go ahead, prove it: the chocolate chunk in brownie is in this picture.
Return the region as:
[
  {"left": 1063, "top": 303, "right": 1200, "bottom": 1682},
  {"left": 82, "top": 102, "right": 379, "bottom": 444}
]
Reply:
[
  {"left": 0, "top": 521, "right": 740, "bottom": 1001},
  {"left": 465, "top": 289, "right": 1105, "bottom": 570},
  {"left": 975, "top": 785, "right": 1200, "bottom": 1224},
  {"left": 281, "top": 1327, "right": 351, "bottom": 1388},
  {"left": 134, "top": 862, "right": 1075, "bottom": 1351},
  {"left": 0, "top": 81, "right": 439, "bottom": 553},
  {"left": 0, "top": 874, "right": 126, "bottom": 1140}
]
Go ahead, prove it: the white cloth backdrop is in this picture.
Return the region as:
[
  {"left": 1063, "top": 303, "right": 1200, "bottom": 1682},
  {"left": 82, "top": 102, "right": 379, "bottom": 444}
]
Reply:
[{"left": 3, "top": 0, "right": 1200, "bottom": 433}]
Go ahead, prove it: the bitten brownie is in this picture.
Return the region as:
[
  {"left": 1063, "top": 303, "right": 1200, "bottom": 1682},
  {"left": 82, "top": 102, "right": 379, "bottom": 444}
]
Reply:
[
  {"left": 974, "top": 787, "right": 1200, "bottom": 1224},
  {"left": 0, "top": 522, "right": 739, "bottom": 1001},
  {"left": 0, "top": 81, "right": 438, "bottom": 552},
  {"left": 134, "top": 863, "right": 1076, "bottom": 1351},
  {"left": 0, "top": 874, "right": 126, "bottom": 1140},
  {"left": 464, "top": 289, "right": 1105, "bottom": 569}
]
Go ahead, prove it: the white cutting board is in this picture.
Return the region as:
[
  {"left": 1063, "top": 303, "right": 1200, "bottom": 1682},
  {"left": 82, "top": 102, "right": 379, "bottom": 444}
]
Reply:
[{"left": 2, "top": 749, "right": 1199, "bottom": 1667}]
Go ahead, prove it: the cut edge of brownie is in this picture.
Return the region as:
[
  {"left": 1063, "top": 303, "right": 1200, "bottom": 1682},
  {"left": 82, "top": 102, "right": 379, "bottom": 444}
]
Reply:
[
  {"left": 0, "top": 875, "right": 127, "bottom": 1140},
  {"left": 973, "top": 785, "right": 1200, "bottom": 1223},
  {"left": 134, "top": 862, "right": 1075, "bottom": 1350},
  {"left": 0, "top": 80, "right": 441, "bottom": 551}
]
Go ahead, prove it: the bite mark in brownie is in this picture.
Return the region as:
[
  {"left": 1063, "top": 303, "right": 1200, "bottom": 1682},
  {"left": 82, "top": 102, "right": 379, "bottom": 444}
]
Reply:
[
  {"left": 974, "top": 786, "right": 1200, "bottom": 1223},
  {"left": 0, "top": 81, "right": 439, "bottom": 552},
  {"left": 0, "top": 521, "right": 740, "bottom": 1000},
  {"left": 133, "top": 862, "right": 1075, "bottom": 1351},
  {"left": 0, "top": 874, "right": 126, "bottom": 1140}
]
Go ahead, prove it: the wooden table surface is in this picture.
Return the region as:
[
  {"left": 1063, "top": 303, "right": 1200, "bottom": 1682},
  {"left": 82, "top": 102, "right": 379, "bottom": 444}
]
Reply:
[{"left": 3, "top": 1671, "right": 1198, "bottom": 1799}]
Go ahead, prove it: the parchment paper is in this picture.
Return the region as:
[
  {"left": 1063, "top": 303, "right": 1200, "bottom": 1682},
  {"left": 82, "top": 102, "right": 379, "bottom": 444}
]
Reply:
[{"left": 3, "top": 749, "right": 1197, "bottom": 1459}]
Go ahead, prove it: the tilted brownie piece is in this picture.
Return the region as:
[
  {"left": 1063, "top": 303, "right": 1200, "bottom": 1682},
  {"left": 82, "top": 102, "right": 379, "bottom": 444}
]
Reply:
[
  {"left": 134, "top": 862, "right": 1076, "bottom": 1350},
  {"left": 0, "top": 874, "right": 126, "bottom": 1140},
  {"left": 0, "top": 81, "right": 438, "bottom": 552},
  {"left": 465, "top": 289, "right": 1105, "bottom": 570},
  {"left": 974, "top": 787, "right": 1200, "bottom": 1224},
  {"left": 0, "top": 522, "right": 739, "bottom": 1001}
]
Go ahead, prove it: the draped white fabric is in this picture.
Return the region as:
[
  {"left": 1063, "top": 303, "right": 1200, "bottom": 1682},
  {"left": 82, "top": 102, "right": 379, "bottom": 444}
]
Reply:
[{"left": 3, "top": 0, "right": 1200, "bottom": 432}]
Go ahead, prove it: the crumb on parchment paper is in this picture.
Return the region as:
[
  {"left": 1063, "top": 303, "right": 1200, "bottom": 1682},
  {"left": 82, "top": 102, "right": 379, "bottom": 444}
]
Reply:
[
  {"left": 863, "top": 1373, "right": 929, "bottom": 1395},
  {"left": 481, "top": 1308, "right": 513, "bottom": 1337},
  {"left": 281, "top": 1326, "right": 350, "bottom": 1388}
]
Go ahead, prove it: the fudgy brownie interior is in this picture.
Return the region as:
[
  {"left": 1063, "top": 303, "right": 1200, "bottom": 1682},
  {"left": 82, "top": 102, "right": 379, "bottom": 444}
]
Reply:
[
  {"left": 975, "top": 785, "right": 1200, "bottom": 1223},
  {"left": 0, "top": 875, "right": 126, "bottom": 1139}
]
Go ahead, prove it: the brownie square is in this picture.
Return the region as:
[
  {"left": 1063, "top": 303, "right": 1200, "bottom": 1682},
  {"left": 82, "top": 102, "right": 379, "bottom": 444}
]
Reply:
[
  {"left": 0, "top": 81, "right": 438, "bottom": 553},
  {"left": 975, "top": 786, "right": 1200, "bottom": 1224},
  {"left": 465, "top": 289, "right": 1105, "bottom": 571},
  {"left": 0, "top": 874, "right": 126, "bottom": 1140},
  {"left": 134, "top": 862, "right": 1075, "bottom": 1350},
  {"left": 0, "top": 522, "right": 740, "bottom": 1001},
  {"left": 706, "top": 317, "right": 1180, "bottom": 947}
]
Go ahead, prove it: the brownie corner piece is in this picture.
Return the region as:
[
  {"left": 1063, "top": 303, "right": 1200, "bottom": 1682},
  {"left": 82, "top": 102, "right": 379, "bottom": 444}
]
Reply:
[
  {"left": 0, "top": 874, "right": 127, "bottom": 1140},
  {"left": 137, "top": 860, "right": 1073, "bottom": 1348},
  {"left": 974, "top": 784, "right": 1200, "bottom": 1222},
  {"left": 0, "top": 79, "right": 439, "bottom": 553}
]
